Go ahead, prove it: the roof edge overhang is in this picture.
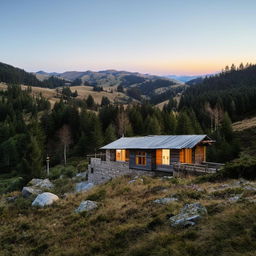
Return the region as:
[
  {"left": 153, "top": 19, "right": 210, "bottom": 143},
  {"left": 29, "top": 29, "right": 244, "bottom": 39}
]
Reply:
[{"left": 100, "top": 135, "right": 215, "bottom": 150}]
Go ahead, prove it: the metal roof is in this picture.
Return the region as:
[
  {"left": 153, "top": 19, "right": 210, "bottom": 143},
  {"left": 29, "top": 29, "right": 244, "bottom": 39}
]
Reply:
[{"left": 101, "top": 135, "right": 211, "bottom": 150}]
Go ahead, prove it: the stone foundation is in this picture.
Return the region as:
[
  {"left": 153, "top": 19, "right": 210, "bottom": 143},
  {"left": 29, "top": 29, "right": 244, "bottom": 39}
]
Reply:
[{"left": 88, "top": 158, "right": 155, "bottom": 185}]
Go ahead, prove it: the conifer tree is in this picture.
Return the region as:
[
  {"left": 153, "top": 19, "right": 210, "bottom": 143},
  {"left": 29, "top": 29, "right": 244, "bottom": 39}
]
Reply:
[
  {"left": 220, "top": 112, "right": 233, "bottom": 142},
  {"left": 145, "top": 116, "right": 161, "bottom": 135},
  {"left": 176, "top": 111, "right": 194, "bottom": 134},
  {"left": 104, "top": 123, "right": 117, "bottom": 144}
]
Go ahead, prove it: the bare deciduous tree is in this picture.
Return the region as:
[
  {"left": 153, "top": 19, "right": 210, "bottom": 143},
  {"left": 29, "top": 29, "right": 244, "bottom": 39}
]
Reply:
[{"left": 58, "top": 124, "right": 72, "bottom": 165}]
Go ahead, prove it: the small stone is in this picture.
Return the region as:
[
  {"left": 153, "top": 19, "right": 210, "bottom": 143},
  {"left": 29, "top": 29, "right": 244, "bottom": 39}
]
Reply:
[
  {"left": 128, "top": 179, "right": 136, "bottom": 184},
  {"left": 228, "top": 195, "right": 242, "bottom": 203},
  {"left": 153, "top": 197, "right": 178, "bottom": 205},
  {"left": 5, "top": 196, "right": 18, "bottom": 202},
  {"left": 75, "top": 200, "right": 98, "bottom": 213},
  {"left": 162, "top": 176, "right": 174, "bottom": 180}
]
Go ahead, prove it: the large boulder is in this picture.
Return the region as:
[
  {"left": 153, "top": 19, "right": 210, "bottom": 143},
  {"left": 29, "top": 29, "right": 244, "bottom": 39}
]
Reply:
[
  {"left": 22, "top": 186, "right": 42, "bottom": 198},
  {"left": 169, "top": 203, "right": 207, "bottom": 227},
  {"left": 32, "top": 192, "right": 59, "bottom": 207},
  {"left": 75, "top": 182, "right": 94, "bottom": 193},
  {"left": 28, "top": 178, "right": 54, "bottom": 189},
  {"left": 75, "top": 200, "right": 98, "bottom": 213},
  {"left": 153, "top": 197, "right": 178, "bottom": 205}
]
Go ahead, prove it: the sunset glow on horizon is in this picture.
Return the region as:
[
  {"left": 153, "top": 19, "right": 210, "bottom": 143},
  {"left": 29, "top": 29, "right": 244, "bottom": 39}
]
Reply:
[{"left": 1, "top": 0, "right": 256, "bottom": 75}]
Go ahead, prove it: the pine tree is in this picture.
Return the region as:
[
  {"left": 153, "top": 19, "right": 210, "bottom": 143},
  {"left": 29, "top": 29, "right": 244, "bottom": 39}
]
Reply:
[
  {"left": 176, "top": 111, "right": 194, "bottom": 134},
  {"left": 86, "top": 95, "right": 95, "bottom": 109},
  {"left": 20, "top": 136, "right": 43, "bottom": 179},
  {"left": 145, "top": 116, "right": 161, "bottom": 135},
  {"left": 220, "top": 112, "right": 233, "bottom": 142},
  {"left": 162, "top": 111, "right": 176, "bottom": 134},
  {"left": 104, "top": 124, "right": 117, "bottom": 144}
]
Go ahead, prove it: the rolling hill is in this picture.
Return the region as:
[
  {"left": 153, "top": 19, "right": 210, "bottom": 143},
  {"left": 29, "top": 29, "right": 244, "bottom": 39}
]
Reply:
[{"left": 0, "top": 61, "right": 187, "bottom": 105}]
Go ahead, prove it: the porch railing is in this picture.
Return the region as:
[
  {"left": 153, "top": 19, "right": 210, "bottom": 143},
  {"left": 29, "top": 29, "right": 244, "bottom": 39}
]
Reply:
[
  {"left": 173, "top": 161, "right": 224, "bottom": 174},
  {"left": 86, "top": 153, "right": 106, "bottom": 162}
]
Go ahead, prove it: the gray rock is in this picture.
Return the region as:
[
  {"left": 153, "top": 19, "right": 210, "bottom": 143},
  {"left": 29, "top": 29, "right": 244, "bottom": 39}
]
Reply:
[
  {"left": 153, "top": 197, "right": 178, "bottom": 205},
  {"left": 22, "top": 186, "right": 42, "bottom": 198},
  {"left": 128, "top": 179, "right": 136, "bottom": 184},
  {"left": 169, "top": 203, "right": 207, "bottom": 227},
  {"left": 32, "top": 192, "right": 59, "bottom": 207},
  {"left": 5, "top": 196, "right": 18, "bottom": 202},
  {"left": 76, "top": 172, "right": 87, "bottom": 178},
  {"left": 75, "top": 182, "right": 94, "bottom": 192},
  {"left": 162, "top": 176, "right": 174, "bottom": 180},
  {"left": 228, "top": 195, "right": 242, "bottom": 203},
  {"left": 28, "top": 178, "right": 54, "bottom": 189},
  {"left": 244, "top": 185, "right": 256, "bottom": 192},
  {"left": 75, "top": 200, "right": 98, "bottom": 213}
]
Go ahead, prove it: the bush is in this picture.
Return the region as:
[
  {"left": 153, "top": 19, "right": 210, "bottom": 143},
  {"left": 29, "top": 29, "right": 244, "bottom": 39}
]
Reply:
[
  {"left": 221, "top": 154, "right": 256, "bottom": 180},
  {"left": 49, "top": 165, "right": 77, "bottom": 180},
  {"left": 86, "top": 189, "right": 106, "bottom": 201},
  {"left": 62, "top": 166, "right": 76, "bottom": 178},
  {"left": 1, "top": 177, "right": 25, "bottom": 193},
  {"left": 77, "top": 160, "right": 88, "bottom": 173}
]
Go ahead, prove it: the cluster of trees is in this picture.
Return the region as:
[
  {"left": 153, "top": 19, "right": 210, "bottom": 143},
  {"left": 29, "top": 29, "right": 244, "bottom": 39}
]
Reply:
[
  {"left": 180, "top": 63, "right": 256, "bottom": 126},
  {"left": 0, "top": 85, "right": 50, "bottom": 180},
  {"left": 177, "top": 64, "right": 256, "bottom": 162},
  {"left": 0, "top": 62, "right": 68, "bottom": 88}
]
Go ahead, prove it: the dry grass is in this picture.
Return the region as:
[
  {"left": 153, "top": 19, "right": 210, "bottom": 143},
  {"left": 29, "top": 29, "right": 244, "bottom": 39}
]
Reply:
[
  {"left": 1, "top": 175, "right": 256, "bottom": 255},
  {"left": 232, "top": 116, "right": 256, "bottom": 131},
  {"left": 0, "top": 83, "right": 131, "bottom": 108}
]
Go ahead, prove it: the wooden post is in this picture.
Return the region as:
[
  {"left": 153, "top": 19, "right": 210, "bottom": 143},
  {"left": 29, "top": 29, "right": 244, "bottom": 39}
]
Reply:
[{"left": 46, "top": 155, "right": 50, "bottom": 176}]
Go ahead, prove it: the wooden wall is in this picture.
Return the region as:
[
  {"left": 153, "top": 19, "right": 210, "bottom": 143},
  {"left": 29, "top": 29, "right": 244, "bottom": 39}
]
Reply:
[
  {"left": 156, "top": 149, "right": 162, "bottom": 165},
  {"left": 195, "top": 145, "right": 206, "bottom": 163},
  {"left": 129, "top": 150, "right": 155, "bottom": 170},
  {"left": 179, "top": 149, "right": 193, "bottom": 164}
]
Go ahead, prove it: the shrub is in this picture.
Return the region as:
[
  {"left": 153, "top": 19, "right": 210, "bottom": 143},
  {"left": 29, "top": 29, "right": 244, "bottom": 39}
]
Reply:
[
  {"left": 221, "top": 154, "right": 256, "bottom": 180},
  {"left": 4, "top": 177, "right": 25, "bottom": 193},
  {"left": 77, "top": 160, "right": 88, "bottom": 173},
  {"left": 49, "top": 165, "right": 77, "bottom": 180},
  {"left": 86, "top": 189, "right": 106, "bottom": 201},
  {"left": 52, "top": 178, "right": 74, "bottom": 195},
  {"left": 62, "top": 166, "right": 76, "bottom": 178}
]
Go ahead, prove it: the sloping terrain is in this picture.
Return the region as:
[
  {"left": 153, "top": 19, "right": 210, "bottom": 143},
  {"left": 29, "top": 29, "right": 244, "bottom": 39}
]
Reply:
[
  {"left": 1, "top": 174, "right": 256, "bottom": 255},
  {"left": 0, "top": 83, "right": 129, "bottom": 107},
  {"left": 232, "top": 116, "right": 256, "bottom": 131}
]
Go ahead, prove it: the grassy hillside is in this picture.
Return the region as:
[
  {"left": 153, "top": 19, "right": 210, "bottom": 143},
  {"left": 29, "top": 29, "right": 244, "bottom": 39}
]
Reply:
[
  {"left": 232, "top": 115, "right": 256, "bottom": 156},
  {"left": 0, "top": 83, "right": 130, "bottom": 107},
  {"left": 1, "top": 174, "right": 256, "bottom": 256}
]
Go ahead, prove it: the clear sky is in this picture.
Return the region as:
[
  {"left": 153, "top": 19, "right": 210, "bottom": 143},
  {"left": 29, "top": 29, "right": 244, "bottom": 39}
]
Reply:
[{"left": 1, "top": 0, "right": 256, "bottom": 75}]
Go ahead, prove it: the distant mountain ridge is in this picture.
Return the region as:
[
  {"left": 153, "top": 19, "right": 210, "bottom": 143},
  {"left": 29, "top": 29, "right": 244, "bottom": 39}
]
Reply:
[
  {"left": 166, "top": 73, "right": 215, "bottom": 83},
  {"left": 35, "top": 69, "right": 186, "bottom": 104},
  {"left": 0, "top": 61, "right": 186, "bottom": 105},
  {"left": 36, "top": 69, "right": 182, "bottom": 87}
]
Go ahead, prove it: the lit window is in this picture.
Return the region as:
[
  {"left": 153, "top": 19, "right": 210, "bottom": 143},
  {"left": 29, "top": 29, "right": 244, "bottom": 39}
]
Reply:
[
  {"left": 162, "top": 149, "right": 170, "bottom": 165},
  {"left": 136, "top": 151, "right": 146, "bottom": 165},
  {"left": 116, "top": 149, "right": 126, "bottom": 161}
]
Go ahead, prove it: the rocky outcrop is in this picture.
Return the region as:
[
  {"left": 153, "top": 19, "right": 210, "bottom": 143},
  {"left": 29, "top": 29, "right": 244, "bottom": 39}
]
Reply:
[
  {"left": 75, "top": 182, "right": 94, "bottom": 192},
  {"left": 169, "top": 203, "right": 207, "bottom": 227},
  {"left": 75, "top": 200, "right": 98, "bottom": 213},
  {"left": 153, "top": 197, "right": 178, "bottom": 205},
  {"left": 32, "top": 192, "right": 59, "bottom": 207},
  {"left": 22, "top": 187, "right": 42, "bottom": 198},
  {"left": 22, "top": 178, "right": 54, "bottom": 198},
  {"left": 28, "top": 178, "right": 54, "bottom": 189}
]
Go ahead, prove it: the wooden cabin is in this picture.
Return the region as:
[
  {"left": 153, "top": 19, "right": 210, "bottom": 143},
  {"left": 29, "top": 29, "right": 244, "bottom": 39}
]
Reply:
[{"left": 101, "top": 135, "right": 215, "bottom": 172}]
